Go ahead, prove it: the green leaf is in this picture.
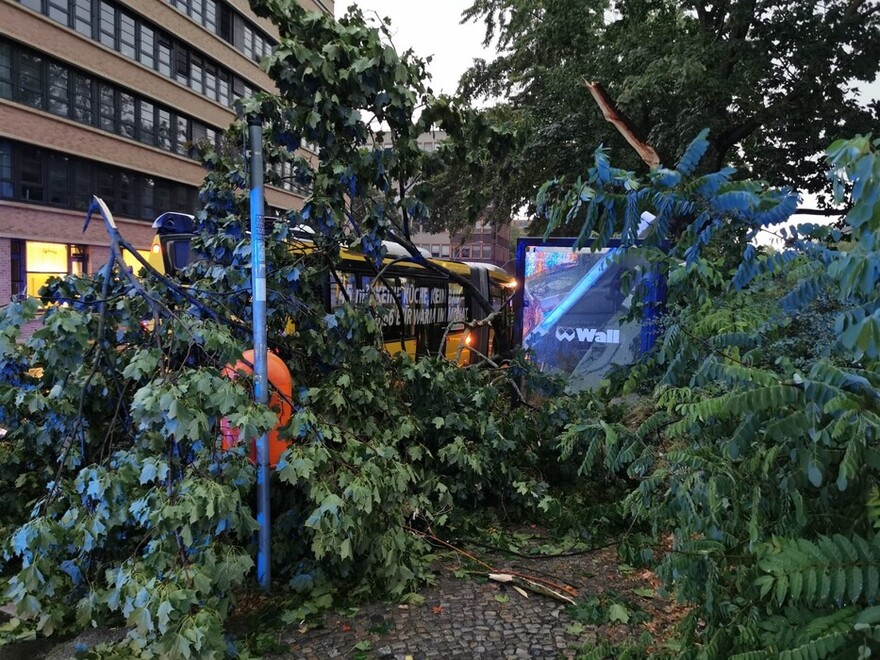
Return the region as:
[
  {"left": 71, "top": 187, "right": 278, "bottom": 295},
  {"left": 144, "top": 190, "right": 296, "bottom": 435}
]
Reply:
[{"left": 607, "top": 603, "right": 630, "bottom": 624}]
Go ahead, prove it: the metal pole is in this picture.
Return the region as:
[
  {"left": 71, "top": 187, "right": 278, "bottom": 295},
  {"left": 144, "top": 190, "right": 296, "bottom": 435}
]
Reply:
[{"left": 248, "top": 115, "right": 271, "bottom": 591}]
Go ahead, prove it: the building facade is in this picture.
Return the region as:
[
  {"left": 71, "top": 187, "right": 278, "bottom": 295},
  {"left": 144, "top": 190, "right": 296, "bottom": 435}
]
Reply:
[{"left": 1, "top": 0, "right": 331, "bottom": 300}]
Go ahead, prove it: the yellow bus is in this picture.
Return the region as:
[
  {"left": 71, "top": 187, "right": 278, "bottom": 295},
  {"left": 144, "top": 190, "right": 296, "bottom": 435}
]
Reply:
[{"left": 147, "top": 213, "right": 517, "bottom": 364}]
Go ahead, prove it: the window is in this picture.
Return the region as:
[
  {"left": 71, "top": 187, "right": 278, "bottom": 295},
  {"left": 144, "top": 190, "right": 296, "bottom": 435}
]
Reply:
[
  {"left": 140, "top": 177, "right": 155, "bottom": 218},
  {"left": 98, "top": 84, "right": 116, "bottom": 132},
  {"left": 47, "top": 153, "right": 69, "bottom": 206},
  {"left": 204, "top": 0, "right": 216, "bottom": 32},
  {"left": 139, "top": 25, "right": 155, "bottom": 68},
  {"left": 119, "top": 12, "right": 136, "bottom": 59},
  {"left": 72, "top": 164, "right": 91, "bottom": 210},
  {"left": 19, "top": 148, "right": 44, "bottom": 202},
  {"left": 48, "top": 63, "right": 69, "bottom": 117},
  {"left": 155, "top": 179, "right": 171, "bottom": 213},
  {"left": 191, "top": 120, "right": 206, "bottom": 144},
  {"left": 0, "top": 42, "right": 12, "bottom": 99},
  {"left": 157, "top": 109, "right": 172, "bottom": 150},
  {"left": 459, "top": 245, "right": 470, "bottom": 259},
  {"left": 243, "top": 25, "right": 254, "bottom": 59},
  {"left": 232, "top": 76, "right": 244, "bottom": 99},
  {"left": 482, "top": 244, "right": 492, "bottom": 259},
  {"left": 440, "top": 244, "right": 450, "bottom": 258},
  {"left": 73, "top": 72, "right": 92, "bottom": 124},
  {"left": 20, "top": 0, "right": 42, "bottom": 11},
  {"left": 99, "top": 2, "right": 117, "bottom": 49},
  {"left": 138, "top": 100, "right": 155, "bottom": 145},
  {"left": 95, "top": 165, "right": 116, "bottom": 207},
  {"left": 174, "top": 43, "right": 188, "bottom": 85},
  {"left": 190, "top": 55, "right": 203, "bottom": 94},
  {"left": 18, "top": 52, "right": 44, "bottom": 109},
  {"left": 118, "top": 172, "right": 134, "bottom": 216},
  {"left": 74, "top": 0, "right": 92, "bottom": 37},
  {"left": 119, "top": 92, "right": 135, "bottom": 138},
  {"left": 157, "top": 38, "right": 172, "bottom": 77},
  {"left": 219, "top": 4, "right": 233, "bottom": 43},
  {"left": 0, "top": 141, "right": 12, "bottom": 198},
  {"left": 4, "top": 139, "right": 199, "bottom": 220},
  {"left": 175, "top": 115, "right": 189, "bottom": 155},
  {"left": 217, "top": 70, "right": 230, "bottom": 106},
  {"left": 48, "top": 0, "right": 68, "bottom": 25},
  {"left": 205, "top": 63, "right": 217, "bottom": 101}
]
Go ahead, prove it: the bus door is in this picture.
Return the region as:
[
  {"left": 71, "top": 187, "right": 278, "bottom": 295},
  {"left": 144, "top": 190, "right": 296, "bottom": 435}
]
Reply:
[{"left": 468, "top": 267, "right": 491, "bottom": 362}]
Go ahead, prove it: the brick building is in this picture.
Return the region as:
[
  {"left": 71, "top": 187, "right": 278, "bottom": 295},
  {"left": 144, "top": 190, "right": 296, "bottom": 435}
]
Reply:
[{"left": 1, "top": 0, "right": 331, "bottom": 300}]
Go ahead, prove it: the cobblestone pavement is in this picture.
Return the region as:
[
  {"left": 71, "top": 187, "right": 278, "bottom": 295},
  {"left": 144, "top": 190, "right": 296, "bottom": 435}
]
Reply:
[
  {"left": 1, "top": 544, "right": 675, "bottom": 660},
  {"left": 273, "top": 545, "right": 668, "bottom": 660}
]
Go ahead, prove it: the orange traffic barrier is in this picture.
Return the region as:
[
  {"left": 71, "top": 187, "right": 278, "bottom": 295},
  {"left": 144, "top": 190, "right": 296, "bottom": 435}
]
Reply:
[{"left": 220, "top": 350, "right": 293, "bottom": 467}]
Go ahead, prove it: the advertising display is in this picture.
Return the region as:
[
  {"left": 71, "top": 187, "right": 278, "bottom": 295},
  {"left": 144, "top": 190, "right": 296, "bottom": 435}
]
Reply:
[{"left": 515, "top": 238, "right": 664, "bottom": 392}]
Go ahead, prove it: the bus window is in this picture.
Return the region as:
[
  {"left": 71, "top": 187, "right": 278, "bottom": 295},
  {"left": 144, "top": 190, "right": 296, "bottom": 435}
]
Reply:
[{"left": 168, "top": 238, "right": 191, "bottom": 272}]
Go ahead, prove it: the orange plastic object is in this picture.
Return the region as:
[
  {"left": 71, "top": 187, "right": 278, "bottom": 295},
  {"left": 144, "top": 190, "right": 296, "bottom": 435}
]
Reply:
[{"left": 220, "top": 350, "right": 293, "bottom": 467}]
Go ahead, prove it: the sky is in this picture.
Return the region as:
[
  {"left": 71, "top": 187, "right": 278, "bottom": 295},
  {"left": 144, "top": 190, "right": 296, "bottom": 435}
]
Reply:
[{"left": 337, "top": 0, "right": 492, "bottom": 96}]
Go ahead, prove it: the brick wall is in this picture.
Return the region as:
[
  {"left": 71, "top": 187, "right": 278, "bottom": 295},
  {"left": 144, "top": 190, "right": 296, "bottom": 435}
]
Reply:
[
  {"left": 88, "top": 246, "right": 111, "bottom": 273},
  {"left": 0, "top": 237, "right": 10, "bottom": 300}
]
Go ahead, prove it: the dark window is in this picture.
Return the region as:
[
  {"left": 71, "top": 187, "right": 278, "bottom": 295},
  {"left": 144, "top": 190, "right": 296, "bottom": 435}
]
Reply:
[
  {"left": 0, "top": 141, "right": 12, "bottom": 198},
  {"left": 138, "top": 100, "right": 155, "bottom": 146},
  {"left": 119, "top": 12, "right": 136, "bottom": 59},
  {"left": 47, "top": 153, "right": 69, "bottom": 206},
  {"left": 74, "top": 0, "right": 92, "bottom": 37},
  {"left": 72, "top": 161, "right": 91, "bottom": 210},
  {"left": 3, "top": 139, "right": 197, "bottom": 220},
  {"left": 48, "top": 63, "right": 69, "bottom": 116},
  {"left": 73, "top": 72, "right": 92, "bottom": 124},
  {"left": 118, "top": 172, "right": 134, "bottom": 216},
  {"left": 219, "top": 4, "right": 233, "bottom": 43},
  {"left": 174, "top": 44, "right": 188, "bottom": 85},
  {"left": 95, "top": 165, "right": 116, "bottom": 207},
  {"left": 172, "top": 183, "right": 190, "bottom": 211},
  {"left": 0, "top": 42, "right": 12, "bottom": 99},
  {"left": 98, "top": 83, "right": 116, "bottom": 132},
  {"left": 99, "top": 2, "right": 117, "bottom": 49},
  {"left": 18, "top": 52, "right": 44, "bottom": 109},
  {"left": 19, "top": 147, "right": 44, "bottom": 202},
  {"left": 155, "top": 179, "right": 171, "bottom": 213},
  {"left": 232, "top": 76, "right": 244, "bottom": 99},
  {"left": 140, "top": 176, "right": 154, "bottom": 218}
]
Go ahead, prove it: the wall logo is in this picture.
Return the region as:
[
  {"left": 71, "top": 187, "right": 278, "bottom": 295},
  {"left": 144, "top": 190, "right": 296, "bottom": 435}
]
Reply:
[{"left": 555, "top": 327, "right": 621, "bottom": 344}]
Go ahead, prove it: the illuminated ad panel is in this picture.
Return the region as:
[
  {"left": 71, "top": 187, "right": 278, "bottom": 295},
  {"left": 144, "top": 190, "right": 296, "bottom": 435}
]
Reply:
[{"left": 515, "top": 238, "right": 664, "bottom": 392}]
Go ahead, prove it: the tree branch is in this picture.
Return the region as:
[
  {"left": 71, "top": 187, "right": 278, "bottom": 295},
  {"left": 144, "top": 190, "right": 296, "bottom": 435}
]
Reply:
[{"left": 581, "top": 80, "right": 661, "bottom": 168}]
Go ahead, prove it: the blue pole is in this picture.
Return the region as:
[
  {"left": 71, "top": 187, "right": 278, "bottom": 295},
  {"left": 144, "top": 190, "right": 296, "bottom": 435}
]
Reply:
[{"left": 248, "top": 115, "right": 271, "bottom": 592}]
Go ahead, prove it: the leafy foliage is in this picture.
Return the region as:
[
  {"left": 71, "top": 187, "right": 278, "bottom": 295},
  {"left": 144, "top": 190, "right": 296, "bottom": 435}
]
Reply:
[
  {"left": 537, "top": 134, "right": 880, "bottom": 657},
  {"left": 443, "top": 0, "right": 880, "bottom": 230}
]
